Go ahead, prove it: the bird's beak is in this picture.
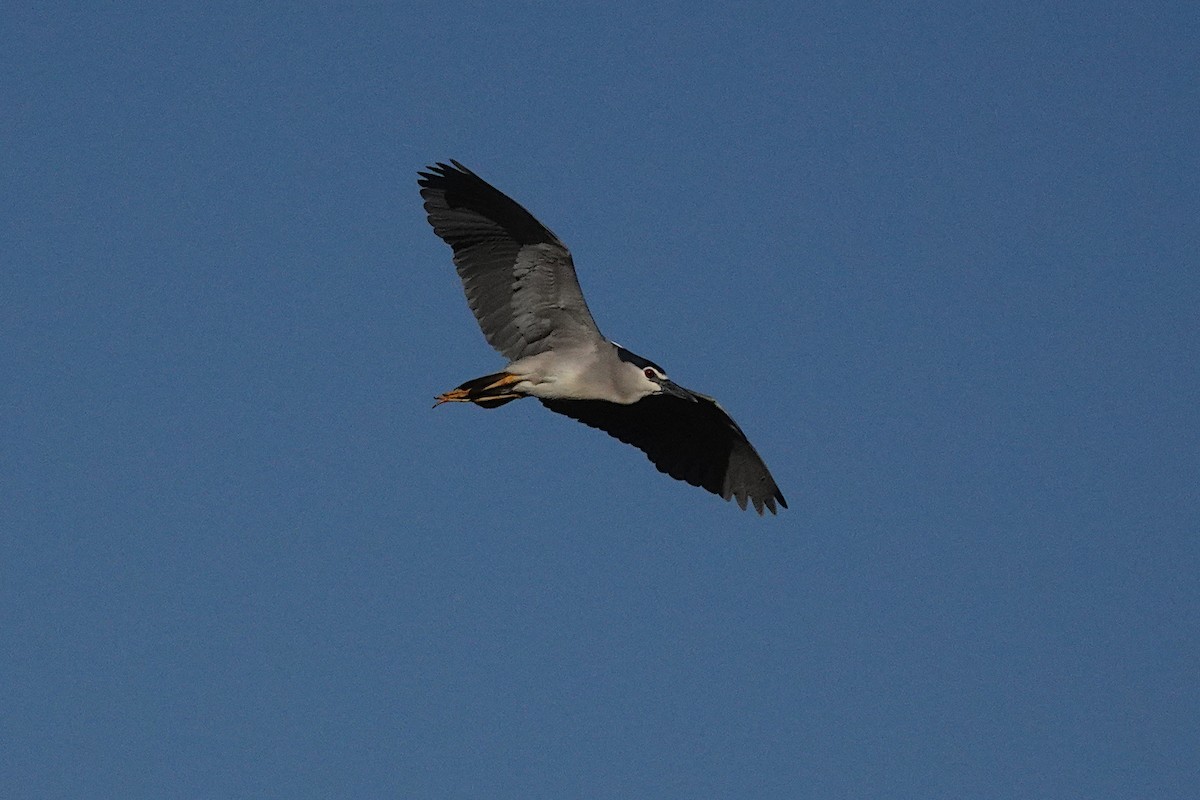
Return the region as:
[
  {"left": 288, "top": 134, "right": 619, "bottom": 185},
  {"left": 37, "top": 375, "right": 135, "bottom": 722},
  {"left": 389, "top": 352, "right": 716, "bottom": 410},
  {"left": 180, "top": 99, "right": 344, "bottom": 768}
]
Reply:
[{"left": 660, "top": 379, "right": 699, "bottom": 402}]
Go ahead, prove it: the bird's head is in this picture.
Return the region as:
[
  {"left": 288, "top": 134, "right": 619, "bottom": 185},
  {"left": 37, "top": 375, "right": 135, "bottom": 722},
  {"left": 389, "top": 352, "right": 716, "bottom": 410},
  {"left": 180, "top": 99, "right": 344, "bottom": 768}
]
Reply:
[{"left": 614, "top": 344, "right": 698, "bottom": 402}]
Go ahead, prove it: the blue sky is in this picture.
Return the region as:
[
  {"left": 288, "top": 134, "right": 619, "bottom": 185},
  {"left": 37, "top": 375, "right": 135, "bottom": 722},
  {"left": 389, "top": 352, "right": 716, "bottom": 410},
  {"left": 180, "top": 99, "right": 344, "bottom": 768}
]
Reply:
[{"left": 3, "top": 3, "right": 1197, "bottom": 797}]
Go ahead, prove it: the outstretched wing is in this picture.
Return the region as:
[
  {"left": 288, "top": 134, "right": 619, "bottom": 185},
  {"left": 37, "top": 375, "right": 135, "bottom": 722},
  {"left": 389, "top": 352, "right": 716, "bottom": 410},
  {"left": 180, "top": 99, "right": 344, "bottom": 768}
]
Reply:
[
  {"left": 540, "top": 393, "right": 788, "bottom": 514},
  {"left": 418, "top": 161, "right": 604, "bottom": 361}
]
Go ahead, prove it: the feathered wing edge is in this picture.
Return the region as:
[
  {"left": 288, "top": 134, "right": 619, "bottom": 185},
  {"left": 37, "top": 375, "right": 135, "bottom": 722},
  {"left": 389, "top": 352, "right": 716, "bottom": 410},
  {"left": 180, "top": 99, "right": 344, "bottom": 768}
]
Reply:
[
  {"left": 417, "top": 161, "right": 603, "bottom": 360},
  {"left": 540, "top": 394, "right": 787, "bottom": 514}
]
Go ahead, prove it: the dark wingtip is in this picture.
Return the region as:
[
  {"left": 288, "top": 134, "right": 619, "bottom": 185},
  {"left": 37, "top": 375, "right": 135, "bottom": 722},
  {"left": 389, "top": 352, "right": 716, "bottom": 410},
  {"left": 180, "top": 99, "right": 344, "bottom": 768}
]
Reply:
[
  {"left": 755, "top": 487, "right": 787, "bottom": 515},
  {"left": 727, "top": 480, "right": 788, "bottom": 514},
  {"left": 729, "top": 489, "right": 787, "bottom": 515},
  {"left": 418, "top": 160, "right": 474, "bottom": 188},
  {"left": 744, "top": 488, "right": 787, "bottom": 515}
]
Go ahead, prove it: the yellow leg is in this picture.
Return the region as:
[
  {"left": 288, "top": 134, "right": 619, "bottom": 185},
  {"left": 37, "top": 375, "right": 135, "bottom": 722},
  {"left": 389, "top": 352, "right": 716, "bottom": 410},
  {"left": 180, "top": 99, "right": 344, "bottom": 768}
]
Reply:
[{"left": 433, "top": 372, "right": 523, "bottom": 408}]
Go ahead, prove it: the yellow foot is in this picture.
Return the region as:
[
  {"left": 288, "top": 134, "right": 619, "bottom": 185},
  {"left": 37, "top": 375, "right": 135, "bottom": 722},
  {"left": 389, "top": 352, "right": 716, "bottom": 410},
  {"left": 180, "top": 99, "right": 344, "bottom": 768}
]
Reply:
[{"left": 432, "top": 388, "right": 472, "bottom": 407}]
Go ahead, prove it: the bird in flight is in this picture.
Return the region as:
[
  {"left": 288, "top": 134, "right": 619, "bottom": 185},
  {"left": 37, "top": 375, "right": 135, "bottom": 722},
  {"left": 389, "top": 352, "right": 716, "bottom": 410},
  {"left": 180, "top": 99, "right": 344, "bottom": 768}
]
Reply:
[{"left": 419, "top": 161, "right": 787, "bottom": 514}]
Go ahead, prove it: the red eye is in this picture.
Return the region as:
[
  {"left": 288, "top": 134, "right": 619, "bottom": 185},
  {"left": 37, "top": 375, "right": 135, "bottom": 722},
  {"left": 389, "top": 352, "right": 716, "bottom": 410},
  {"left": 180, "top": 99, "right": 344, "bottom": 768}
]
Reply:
[{"left": 644, "top": 368, "right": 656, "bottom": 379}]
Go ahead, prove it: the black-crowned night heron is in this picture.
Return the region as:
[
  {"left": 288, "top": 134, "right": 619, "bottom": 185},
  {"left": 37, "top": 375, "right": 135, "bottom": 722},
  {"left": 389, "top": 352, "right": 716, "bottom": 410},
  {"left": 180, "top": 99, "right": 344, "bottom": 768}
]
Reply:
[{"left": 420, "top": 161, "right": 787, "bottom": 514}]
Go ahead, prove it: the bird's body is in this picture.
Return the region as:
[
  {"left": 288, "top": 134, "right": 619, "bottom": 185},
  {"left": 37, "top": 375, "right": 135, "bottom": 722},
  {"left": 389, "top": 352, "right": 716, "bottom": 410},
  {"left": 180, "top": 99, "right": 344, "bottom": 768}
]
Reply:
[
  {"left": 502, "top": 343, "right": 656, "bottom": 404},
  {"left": 419, "top": 161, "right": 787, "bottom": 514}
]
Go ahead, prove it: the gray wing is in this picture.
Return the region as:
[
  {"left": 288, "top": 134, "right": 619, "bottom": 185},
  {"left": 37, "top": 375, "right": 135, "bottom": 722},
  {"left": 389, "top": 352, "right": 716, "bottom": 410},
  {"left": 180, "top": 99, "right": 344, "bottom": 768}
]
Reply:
[
  {"left": 418, "top": 161, "right": 604, "bottom": 361},
  {"left": 540, "top": 393, "right": 788, "bottom": 514}
]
